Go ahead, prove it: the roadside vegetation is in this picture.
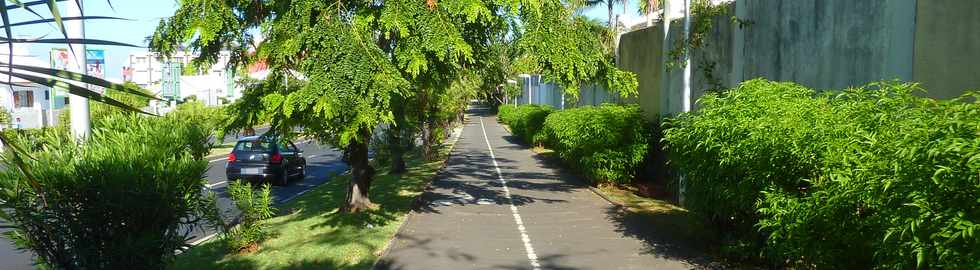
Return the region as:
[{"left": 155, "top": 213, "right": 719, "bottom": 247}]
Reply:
[
  {"left": 223, "top": 182, "right": 276, "bottom": 254},
  {"left": 0, "top": 114, "right": 219, "bottom": 269},
  {"left": 171, "top": 145, "right": 453, "bottom": 270},
  {"left": 499, "top": 104, "right": 651, "bottom": 185},
  {"left": 664, "top": 79, "right": 980, "bottom": 269}
]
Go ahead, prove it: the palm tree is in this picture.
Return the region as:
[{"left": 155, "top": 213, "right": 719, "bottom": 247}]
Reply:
[
  {"left": 638, "top": 0, "right": 661, "bottom": 16},
  {"left": 584, "top": 0, "right": 624, "bottom": 29},
  {"left": 637, "top": 0, "right": 660, "bottom": 26}
]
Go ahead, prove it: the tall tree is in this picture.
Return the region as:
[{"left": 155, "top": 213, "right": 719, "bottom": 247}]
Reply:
[
  {"left": 151, "top": 0, "right": 637, "bottom": 213},
  {"left": 638, "top": 0, "right": 661, "bottom": 18},
  {"left": 584, "top": 0, "right": 624, "bottom": 29}
]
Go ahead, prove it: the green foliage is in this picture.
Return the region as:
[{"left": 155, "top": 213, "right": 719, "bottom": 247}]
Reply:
[
  {"left": 663, "top": 79, "right": 980, "bottom": 269},
  {"left": 151, "top": 0, "right": 638, "bottom": 146},
  {"left": 0, "top": 108, "right": 11, "bottom": 126},
  {"left": 539, "top": 105, "right": 649, "bottom": 184},
  {"left": 90, "top": 82, "right": 155, "bottom": 122},
  {"left": 665, "top": 0, "right": 731, "bottom": 70},
  {"left": 1, "top": 127, "right": 60, "bottom": 152},
  {"left": 224, "top": 181, "right": 275, "bottom": 253},
  {"left": 170, "top": 101, "right": 229, "bottom": 139},
  {"left": 497, "top": 104, "right": 554, "bottom": 144},
  {"left": 515, "top": 12, "right": 638, "bottom": 97},
  {"left": 58, "top": 82, "right": 158, "bottom": 130},
  {"left": 0, "top": 113, "right": 218, "bottom": 269}
]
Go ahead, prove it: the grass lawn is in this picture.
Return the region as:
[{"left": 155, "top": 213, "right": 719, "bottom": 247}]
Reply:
[{"left": 172, "top": 144, "right": 452, "bottom": 270}]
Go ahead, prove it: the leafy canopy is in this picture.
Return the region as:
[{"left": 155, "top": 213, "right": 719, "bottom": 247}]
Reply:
[{"left": 151, "top": 0, "right": 638, "bottom": 146}]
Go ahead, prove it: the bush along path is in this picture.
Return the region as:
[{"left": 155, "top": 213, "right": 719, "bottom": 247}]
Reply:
[{"left": 376, "top": 106, "right": 718, "bottom": 270}]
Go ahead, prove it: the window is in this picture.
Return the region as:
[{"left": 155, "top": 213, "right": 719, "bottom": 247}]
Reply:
[
  {"left": 13, "top": 91, "right": 33, "bottom": 108},
  {"left": 234, "top": 141, "right": 272, "bottom": 152}
]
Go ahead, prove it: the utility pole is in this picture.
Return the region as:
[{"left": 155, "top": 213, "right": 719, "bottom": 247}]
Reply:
[
  {"left": 67, "top": 0, "right": 91, "bottom": 140},
  {"left": 679, "top": 0, "right": 693, "bottom": 206}
]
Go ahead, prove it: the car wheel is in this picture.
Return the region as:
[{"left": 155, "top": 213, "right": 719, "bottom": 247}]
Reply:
[{"left": 297, "top": 166, "right": 306, "bottom": 180}]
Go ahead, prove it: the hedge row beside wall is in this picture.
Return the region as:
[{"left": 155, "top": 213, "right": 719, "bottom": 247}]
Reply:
[
  {"left": 663, "top": 79, "right": 980, "bottom": 269},
  {"left": 498, "top": 104, "right": 651, "bottom": 185},
  {"left": 540, "top": 105, "right": 649, "bottom": 184},
  {"left": 498, "top": 104, "right": 554, "bottom": 144}
]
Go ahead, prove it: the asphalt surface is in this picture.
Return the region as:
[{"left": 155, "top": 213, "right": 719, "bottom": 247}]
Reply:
[
  {"left": 376, "top": 107, "right": 702, "bottom": 270},
  {"left": 0, "top": 130, "right": 347, "bottom": 270}
]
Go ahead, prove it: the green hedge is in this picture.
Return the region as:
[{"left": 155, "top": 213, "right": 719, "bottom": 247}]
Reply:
[
  {"left": 540, "top": 104, "right": 650, "bottom": 184},
  {"left": 0, "top": 114, "right": 215, "bottom": 269},
  {"left": 663, "top": 79, "right": 980, "bottom": 269},
  {"left": 497, "top": 104, "right": 554, "bottom": 143}
]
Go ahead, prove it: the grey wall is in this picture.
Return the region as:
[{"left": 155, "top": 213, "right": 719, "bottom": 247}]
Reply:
[
  {"left": 738, "top": 0, "right": 915, "bottom": 91},
  {"left": 617, "top": 0, "right": 980, "bottom": 119},
  {"left": 913, "top": 0, "right": 980, "bottom": 99},
  {"left": 619, "top": 25, "right": 664, "bottom": 121}
]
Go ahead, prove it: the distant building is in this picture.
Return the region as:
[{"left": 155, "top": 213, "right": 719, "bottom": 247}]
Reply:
[
  {"left": 125, "top": 50, "right": 240, "bottom": 106},
  {"left": 0, "top": 44, "right": 59, "bottom": 129}
]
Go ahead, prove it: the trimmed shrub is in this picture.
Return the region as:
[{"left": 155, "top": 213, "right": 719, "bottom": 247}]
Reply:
[
  {"left": 663, "top": 79, "right": 980, "bottom": 269},
  {"left": 0, "top": 114, "right": 217, "bottom": 269},
  {"left": 497, "top": 104, "right": 554, "bottom": 144},
  {"left": 540, "top": 104, "right": 650, "bottom": 184}
]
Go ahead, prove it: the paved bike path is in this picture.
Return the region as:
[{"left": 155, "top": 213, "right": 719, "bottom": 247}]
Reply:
[{"left": 376, "top": 108, "right": 696, "bottom": 270}]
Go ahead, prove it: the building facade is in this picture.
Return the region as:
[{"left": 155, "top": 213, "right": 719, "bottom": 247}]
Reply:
[
  {"left": 0, "top": 45, "right": 59, "bottom": 129},
  {"left": 126, "top": 50, "right": 240, "bottom": 106}
]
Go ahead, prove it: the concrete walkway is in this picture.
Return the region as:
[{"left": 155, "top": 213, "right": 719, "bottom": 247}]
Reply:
[{"left": 376, "top": 107, "right": 707, "bottom": 270}]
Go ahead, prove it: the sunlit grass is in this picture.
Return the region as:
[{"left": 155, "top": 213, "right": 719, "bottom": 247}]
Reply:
[
  {"left": 171, "top": 145, "right": 451, "bottom": 270},
  {"left": 206, "top": 142, "right": 236, "bottom": 159}
]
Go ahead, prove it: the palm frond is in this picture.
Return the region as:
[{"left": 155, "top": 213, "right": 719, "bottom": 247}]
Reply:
[
  {"left": 0, "top": 69, "right": 156, "bottom": 116},
  {"left": 5, "top": 16, "right": 129, "bottom": 28},
  {"left": 0, "top": 37, "right": 139, "bottom": 47},
  {"left": 3, "top": 63, "right": 163, "bottom": 101}
]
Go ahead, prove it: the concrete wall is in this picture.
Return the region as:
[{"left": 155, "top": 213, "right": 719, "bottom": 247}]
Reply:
[
  {"left": 912, "top": 0, "right": 980, "bottom": 99},
  {"left": 619, "top": 24, "right": 664, "bottom": 121},
  {"left": 737, "top": 0, "right": 915, "bottom": 91},
  {"left": 617, "top": 0, "right": 980, "bottom": 120}
]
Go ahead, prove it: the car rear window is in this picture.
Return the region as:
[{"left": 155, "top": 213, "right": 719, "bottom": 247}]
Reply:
[{"left": 234, "top": 140, "right": 272, "bottom": 152}]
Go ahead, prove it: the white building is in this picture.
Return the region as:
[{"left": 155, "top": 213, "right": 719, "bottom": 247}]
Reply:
[
  {"left": 0, "top": 45, "right": 61, "bottom": 129},
  {"left": 126, "top": 50, "right": 239, "bottom": 106}
]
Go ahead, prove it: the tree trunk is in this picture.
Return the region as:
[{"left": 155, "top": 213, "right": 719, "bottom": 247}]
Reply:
[
  {"left": 608, "top": 0, "right": 614, "bottom": 29},
  {"left": 388, "top": 95, "right": 407, "bottom": 174},
  {"left": 341, "top": 127, "right": 376, "bottom": 213},
  {"left": 422, "top": 109, "right": 438, "bottom": 161},
  {"left": 418, "top": 90, "right": 437, "bottom": 161}
]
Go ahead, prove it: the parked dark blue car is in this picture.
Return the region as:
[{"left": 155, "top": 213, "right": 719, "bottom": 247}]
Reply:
[{"left": 225, "top": 136, "right": 306, "bottom": 186}]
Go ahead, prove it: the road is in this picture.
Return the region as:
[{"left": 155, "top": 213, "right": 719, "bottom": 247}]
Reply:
[{"left": 0, "top": 136, "right": 346, "bottom": 270}]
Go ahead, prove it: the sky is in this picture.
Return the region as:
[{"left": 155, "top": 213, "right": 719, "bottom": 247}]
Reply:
[{"left": 18, "top": 1, "right": 638, "bottom": 80}]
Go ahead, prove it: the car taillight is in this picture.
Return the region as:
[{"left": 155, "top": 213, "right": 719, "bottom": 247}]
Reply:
[
  {"left": 270, "top": 153, "right": 283, "bottom": 164},
  {"left": 228, "top": 153, "right": 237, "bottom": 162}
]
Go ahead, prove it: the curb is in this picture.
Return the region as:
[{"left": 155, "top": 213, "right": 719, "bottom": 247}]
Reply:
[{"left": 584, "top": 185, "right": 626, "bottom": 210}]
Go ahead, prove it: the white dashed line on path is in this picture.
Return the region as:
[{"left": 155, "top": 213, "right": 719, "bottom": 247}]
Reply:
[
  {"left": 479, "top": 116, "right": 541, "bottom": 270},
  {"left": 206, "top": 181, "right": 227, "bottom": 189},
  {"left": 188, "top": 233, "right": 218, "bottom": 246}
]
